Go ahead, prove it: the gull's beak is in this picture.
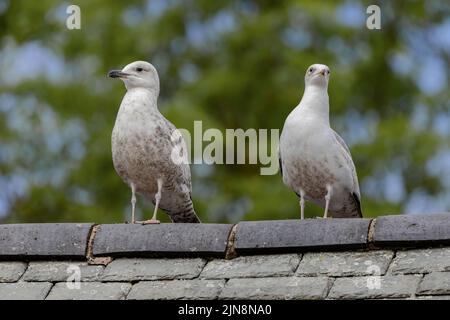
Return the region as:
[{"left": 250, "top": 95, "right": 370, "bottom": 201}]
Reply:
[
  {"left": 320, "top": 69, "right": 326, "bottom": 76},
  {"left": 108, "top": 70, "right": 130, "bottom": 78}
]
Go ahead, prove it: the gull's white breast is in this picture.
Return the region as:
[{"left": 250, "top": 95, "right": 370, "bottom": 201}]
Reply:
[
  {"left": 111, "top": 89, "right": 181, "bottom": 200},
  {"left": 280, "top": 110, "right": 355, "bottom": 209}
]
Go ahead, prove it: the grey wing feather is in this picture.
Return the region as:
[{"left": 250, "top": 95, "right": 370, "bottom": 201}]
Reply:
[
  {"left": 332, "top": 130, "right": 352, "bottom": 156},
  {"left": 163, "top": 118, "right": 193, "bottom": 193},
  {"left": 159, "top": 117, "right": 200, "bottom": 223},
  {"left": 278, "top": 148, "right": 283, "bottom": 177},
  {"left": 278, "top": 147, "right": 301, "bottom": 198},
  {"left": 332, "top": 130, "right": 362, "bottom": 215}
]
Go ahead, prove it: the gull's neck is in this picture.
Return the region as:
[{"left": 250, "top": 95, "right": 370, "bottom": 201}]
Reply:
[
  {"left": 124, "top": 87, "right": 159, "bottom": 111},
  {"left": 299, "top": 84, "right": 330, "bottom": 124}
]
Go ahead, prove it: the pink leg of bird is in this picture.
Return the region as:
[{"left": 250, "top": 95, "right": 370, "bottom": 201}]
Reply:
[{"left": 142, "top": 179, "right": 162, "bottom": 225}]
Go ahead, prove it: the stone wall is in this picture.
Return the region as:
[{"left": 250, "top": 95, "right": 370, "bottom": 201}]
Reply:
[{"left": 1, "top": 214, "right": 450, "bottom": 299}]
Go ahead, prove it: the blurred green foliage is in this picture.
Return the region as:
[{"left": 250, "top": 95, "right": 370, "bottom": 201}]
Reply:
[{"left": 0, "top": 0, "right": 449, "bottom": 223}]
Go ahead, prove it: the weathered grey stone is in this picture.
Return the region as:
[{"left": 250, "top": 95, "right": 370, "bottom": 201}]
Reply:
[
  {"left": 235, "top": 219, "right": 371, "bottom": 254},
  {"left": 23, "top": 261, "right": 104, "bottom": 282},
  {"left": 0, "top": 282, "right": 52, "bottom": 300},
  {"left": 101, "top": 258, "right": 206, "bottom": 281},
  {"left": 417, "top": 272, "right": 450, "bottom": 295},
  {"left": 93, "top": 223, "right": 232, "bottom": 258},
  {"left": 373, "top": 214, "right": 450, "bottom": 246},
  {"left": 297, "top": 250, "right": 394, "bottom": 277},
  {"left": 415, "top": 295, "right": 450, "bottom": 300},
  {"left": 128, "top": 280, "right": 225, "bottom": 300},
  {"left": 0, "top": 223, "right": 93, "bottom": 259},
  {"left": 220, "top": 277, "right": 331, "bottom": 300},
  {"left": 46, "top": 282, "right": 131, "bottom": 300},
  {"left": 0, "top": 262, "right": 27, "bottom": 282},
  {"left": 389, "top": 248, "right": 450, "bottom": 274},
  {"left": 328, "top": 275, "right": 422, "bottom": 299},
  {"left": 200, "top": 254, "right": 300, "bottom": 279}
]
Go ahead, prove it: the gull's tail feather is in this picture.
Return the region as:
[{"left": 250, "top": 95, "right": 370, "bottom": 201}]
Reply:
[
  {"left": 167, "top": 198, "right": 201, "bottom": 223},
  {"left": 352, "top": 192, "right": 363, "bottom": 218},
  {"left": 329, "top": 192, "right": 363, "bottom": 218},
  {"left": 170, "top": 208, "right": 201, "bottom": 223}
]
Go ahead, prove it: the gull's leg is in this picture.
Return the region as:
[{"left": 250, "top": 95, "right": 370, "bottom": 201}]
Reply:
[
  {"left": 142, "top": 179, "right": 162, "bottom": 225},
  {"left": 323, "top": 184, "right": 333, "bottom": 218},
  {"left": 299, "top": 189, "right": 305, "bottom": 220},
  {"left": 130, "top": 183, "right": 137, "bottom": 224}
]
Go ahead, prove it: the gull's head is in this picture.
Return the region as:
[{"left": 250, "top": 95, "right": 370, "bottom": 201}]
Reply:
[
  {"left": 304, "top": 64, "right": 330, "bottom": 88},
  {"left": 108, "top": 61, "right": 159, "bottom": 92}
]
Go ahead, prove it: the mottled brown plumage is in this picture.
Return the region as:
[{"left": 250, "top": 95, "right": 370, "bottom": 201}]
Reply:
[{"left": 109, "top": 61, "right": 200, "bottom": 223}]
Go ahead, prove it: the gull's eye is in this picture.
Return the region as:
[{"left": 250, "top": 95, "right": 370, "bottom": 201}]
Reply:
[
  {"left": 136, "top": 67, "right": 143, "bottom": 72},
  {"left": 308, "top": 67, "right": 314, "bottom": 74}
]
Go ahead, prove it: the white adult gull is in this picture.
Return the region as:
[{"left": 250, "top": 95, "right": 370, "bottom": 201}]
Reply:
[
  {"left": 279, "top": 64, "right": 362, "bottom": 219},
  {"left": 108, "top": 61, "right": 200, "bottom": 224}
]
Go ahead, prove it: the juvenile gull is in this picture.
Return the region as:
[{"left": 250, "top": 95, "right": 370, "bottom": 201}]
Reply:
[
  {"left": 279, "top": 64, "right": 362, "bottom": 219},
  {"left": 108, "top": 61, "right": 200, "bottom": 223}
]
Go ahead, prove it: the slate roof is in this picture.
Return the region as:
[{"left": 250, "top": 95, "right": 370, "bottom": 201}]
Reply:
[{"left": 1, "top": 214, "right": 450, "bottom": 300}]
